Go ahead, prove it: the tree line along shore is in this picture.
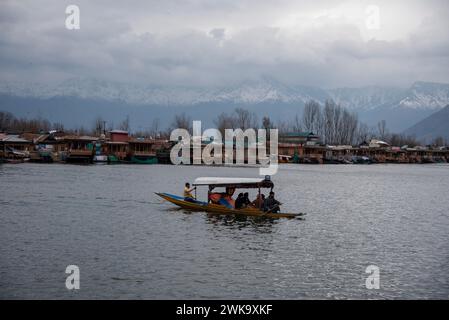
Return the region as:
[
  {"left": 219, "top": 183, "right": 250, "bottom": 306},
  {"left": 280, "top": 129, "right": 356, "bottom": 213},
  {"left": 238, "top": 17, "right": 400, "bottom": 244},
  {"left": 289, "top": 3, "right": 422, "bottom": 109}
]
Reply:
[{"left": 1, "top": 100, "right": 448, "bottom": 165}]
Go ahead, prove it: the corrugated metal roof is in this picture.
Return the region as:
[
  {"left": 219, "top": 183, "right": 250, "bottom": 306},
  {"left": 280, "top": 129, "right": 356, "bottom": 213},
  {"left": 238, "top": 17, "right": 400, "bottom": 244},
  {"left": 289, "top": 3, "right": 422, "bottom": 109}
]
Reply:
[
  {"left": 110, "top": 130, "right": 129, "bottom": 134},
  {"left": 0, "top": 135, "right": 31, "bottom": 143},
  {"left": 128, "top": 138, "right": 157, "bottom": 143},
  {"left": 19, "top": 133, "right": 41, "bottom": 141},
  {"left": 282, "top": 132, "right": 317, "bottom": 137},
  {"left": 59, "top": 135, "right": 98, "bottom": 141}
]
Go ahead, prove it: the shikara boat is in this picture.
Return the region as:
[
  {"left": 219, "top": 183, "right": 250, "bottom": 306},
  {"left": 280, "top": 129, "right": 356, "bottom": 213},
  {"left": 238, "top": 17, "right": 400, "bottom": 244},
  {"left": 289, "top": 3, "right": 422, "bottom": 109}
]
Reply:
[{"left": 156, "top": 176, "right": 302, "bottom": 219}]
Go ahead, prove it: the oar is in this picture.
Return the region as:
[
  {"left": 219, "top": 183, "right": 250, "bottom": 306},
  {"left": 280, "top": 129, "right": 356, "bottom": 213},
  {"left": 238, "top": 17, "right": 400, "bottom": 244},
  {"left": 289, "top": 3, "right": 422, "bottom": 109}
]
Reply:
[{"left": 265, "top": 204, "right": 281, "bottom": 214}]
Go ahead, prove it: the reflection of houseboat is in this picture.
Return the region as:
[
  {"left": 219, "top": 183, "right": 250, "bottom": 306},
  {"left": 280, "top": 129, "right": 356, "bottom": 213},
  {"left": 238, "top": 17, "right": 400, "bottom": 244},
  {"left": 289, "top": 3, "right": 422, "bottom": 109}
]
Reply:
[
  {"left": 93, "top": 154, "right": 108, "bottom": 163},
  {"left": 351, "top": 156, "right": 373, "bottom": 164},
  {"left": 129, "top": 154, "right": 158, "bottom": 164},
  {"left": 278, "top": 155, "right": 292, "bottom": 163}
]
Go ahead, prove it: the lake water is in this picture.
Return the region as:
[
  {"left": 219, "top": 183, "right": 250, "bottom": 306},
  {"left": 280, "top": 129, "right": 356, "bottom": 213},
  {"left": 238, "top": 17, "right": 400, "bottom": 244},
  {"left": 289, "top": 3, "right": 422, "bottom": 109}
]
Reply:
[{"left": 0, "top": 163, "right": 448, "bottom": 299}]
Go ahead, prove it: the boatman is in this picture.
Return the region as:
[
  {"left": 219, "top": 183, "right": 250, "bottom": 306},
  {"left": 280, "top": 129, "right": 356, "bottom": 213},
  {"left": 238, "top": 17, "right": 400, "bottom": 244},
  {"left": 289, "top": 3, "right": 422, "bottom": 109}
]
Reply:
[
  {"left": 264, "top": 191, "right": 281, "bottom": 213},
  {"left": 184, "top": 182, "right": 196, "bottom": 202}
]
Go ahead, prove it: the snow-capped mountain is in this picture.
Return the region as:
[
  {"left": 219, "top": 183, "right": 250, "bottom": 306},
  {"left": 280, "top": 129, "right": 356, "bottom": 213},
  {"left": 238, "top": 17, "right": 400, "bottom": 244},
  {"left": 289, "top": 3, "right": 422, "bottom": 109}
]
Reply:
[
  {"left": 0, "top": 77, "right": 327, "bottom": 106},
  {"left": 398, "top": 81, "right": 449, "bottom": 110},
  {"left": 328, "top": 82, "right": 449, "bottom": 111},
  {"left": 1, "top": 77, "right": 449, "bottom": 132},
  {"left": 327, "top": 86, "right": 407, "bottom": 111},
  {"left": 1, "top": 78, "right": 448, "bottom": 111}
]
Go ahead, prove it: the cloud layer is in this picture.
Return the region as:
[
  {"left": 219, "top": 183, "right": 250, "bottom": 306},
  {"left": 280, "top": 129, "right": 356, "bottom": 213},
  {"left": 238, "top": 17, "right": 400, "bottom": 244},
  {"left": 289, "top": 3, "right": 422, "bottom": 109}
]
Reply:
[{"left": 1, "top": 0, "right": 448, "bottom": 88}]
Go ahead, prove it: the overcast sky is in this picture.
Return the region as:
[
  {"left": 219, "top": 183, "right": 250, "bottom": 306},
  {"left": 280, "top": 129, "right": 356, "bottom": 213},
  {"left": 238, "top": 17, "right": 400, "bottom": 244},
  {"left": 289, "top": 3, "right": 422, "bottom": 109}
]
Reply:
[{"left": 1, "top": 0, "right": 449, "bottom": 88}]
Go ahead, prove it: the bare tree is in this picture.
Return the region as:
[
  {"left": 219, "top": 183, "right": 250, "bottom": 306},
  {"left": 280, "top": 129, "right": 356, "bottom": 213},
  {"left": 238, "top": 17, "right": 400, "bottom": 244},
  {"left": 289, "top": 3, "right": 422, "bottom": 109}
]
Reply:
[
  {"left": 107, "top": 121, "right": 114, "bottom": 133},
  {"left": 234, "top": 108, "right": 258, "bottom": 130},
  {"left": 291, "top": 114, "right": 302, "bottom": 133},
  {"left": 77, "top": 126, "right": 87, "bottom": 136},
  {"left": 214, "top": 112, "right": 236, "bottom": 136},
  {"left": 53, "top": 122, "right": 65, "bottom": 132},
  {"left": 276, "top": 119, "right": 290, "bottom": 135},
  {"left": 119, "top": 115, "right": 130, "bottom": 132},
  {"left": 388, "top": 133, "right": 419, "bottom": 147},
  {"left": 432, "top": 136, "right": 445, "bottom": 147},
  {"left": 377, "top": 120, "right": 387, "bottom": 140},
  {"left": 356, "top": 122, "right": 371, "bottom": 145},
  {"left": 320, "top": 99, "right": 360, "bottom": 145},
  {"left": 93, "top": 116, "right": 105, "bottom": 135},
  {"left": 171, "top": 113, "right": 192, "bottom": 132},
  {"left": 332, "top": 104, "right": 342, "bottom": 144},
  {"left": 323, "top": 99, "right": 336, "bottom": 144},
  {"left": 340, "top": 109, "right": 358, "bottom": 145},
  {"left": 150, "top": 118, "right": 160, "bottom": 138},
  {"left": 0, "top": 111, "right": 15, "bottom": 131},
  {"left": 302, "top": 100, "right": 322, "bottom": 134}
]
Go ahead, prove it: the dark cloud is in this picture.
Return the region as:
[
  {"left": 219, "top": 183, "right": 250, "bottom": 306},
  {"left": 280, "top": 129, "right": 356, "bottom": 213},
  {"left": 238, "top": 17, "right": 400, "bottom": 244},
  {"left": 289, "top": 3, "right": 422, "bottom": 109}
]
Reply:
[
  {"left": 0, "top": 0, "right": 448, "bottom": 87},
  {"left": 209, "top": 28, "right": 226, "bottom": 40}
]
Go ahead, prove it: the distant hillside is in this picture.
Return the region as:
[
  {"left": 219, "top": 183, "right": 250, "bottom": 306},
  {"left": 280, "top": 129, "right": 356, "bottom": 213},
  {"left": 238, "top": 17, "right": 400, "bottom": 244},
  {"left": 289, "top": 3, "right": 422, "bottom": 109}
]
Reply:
[
  {"left": 403, "top": 105, "right": 449, "bottom": 143},
  {"left": 1, "top": 78, "right": 449, "bottom": 131}
]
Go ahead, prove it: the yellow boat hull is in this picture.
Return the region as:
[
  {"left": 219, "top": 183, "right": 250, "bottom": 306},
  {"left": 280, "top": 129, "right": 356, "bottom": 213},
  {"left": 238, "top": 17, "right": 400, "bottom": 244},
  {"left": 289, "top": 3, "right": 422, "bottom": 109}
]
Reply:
[{"left": 155, "top": 192, "right": 301, "bottom": 219}]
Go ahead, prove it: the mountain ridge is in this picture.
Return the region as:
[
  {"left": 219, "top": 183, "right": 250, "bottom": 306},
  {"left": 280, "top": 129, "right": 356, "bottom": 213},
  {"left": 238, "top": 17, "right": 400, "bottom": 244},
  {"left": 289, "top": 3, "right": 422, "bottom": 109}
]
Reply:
[
  {"left": 1, "top": 78, "right": 449, "bottom": 132},
  {"left": 1, "top": 78, "right": 449, "bottom": 111},
  {"left": 403, "top": 105, "right": 449, "bottom": 143}
]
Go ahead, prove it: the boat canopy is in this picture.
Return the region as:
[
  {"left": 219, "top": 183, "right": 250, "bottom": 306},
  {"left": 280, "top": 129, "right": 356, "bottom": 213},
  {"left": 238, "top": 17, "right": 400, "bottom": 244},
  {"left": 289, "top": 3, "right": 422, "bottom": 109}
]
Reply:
[{"left": 193, "top": 176, "right": 274, "bottom": 189}]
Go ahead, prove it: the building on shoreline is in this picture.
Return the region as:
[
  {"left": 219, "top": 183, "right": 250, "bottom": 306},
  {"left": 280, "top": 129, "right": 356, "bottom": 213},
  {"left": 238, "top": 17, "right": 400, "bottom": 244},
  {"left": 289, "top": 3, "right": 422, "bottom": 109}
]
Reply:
[
  {"left": 277, "top": 132, "right": 448, "bottom": 164},
  {"left": 0, "top": 130, "right": 171, "bottom": 164},
  {"left": 106, "top": 130, "right": 162, "bottom": 164},
  {"left": 0, "top": 133, "right": 33, "bottom": 162},
  {"left": 1, "top": 130, "right": 448, "bottom": 164}
]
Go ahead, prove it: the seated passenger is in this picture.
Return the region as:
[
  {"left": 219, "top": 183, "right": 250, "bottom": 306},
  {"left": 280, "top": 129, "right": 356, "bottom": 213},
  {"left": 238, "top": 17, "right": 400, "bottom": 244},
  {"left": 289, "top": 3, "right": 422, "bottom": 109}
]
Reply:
[
  {"left": 210, "top": 191, "right": 234, "bottom": 209},
  {"left": 208, "top": 192, "right": 222, "bottom": 204},
  {"left": 235, "top": 193, "right": 245, "bottom": 209},
  {"left": 224, "top": 187, "right": 236, "bottom": 208},
  {"left": 251, "top": 194, "right": 265, "bottom": 210},
  {"left": 218, "top": 197, "right": 234, "bottom": 209},
  {"left": 243, "top": 192, "right": 251, "bottom": 207}
]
